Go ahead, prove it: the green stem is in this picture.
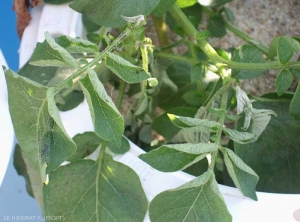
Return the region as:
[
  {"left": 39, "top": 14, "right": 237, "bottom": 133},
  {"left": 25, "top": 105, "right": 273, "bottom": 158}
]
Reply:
[
  {"left": 169, "top": 4, "right": 223, "bottom": 62},
  {"left": 225, "top": 22, "right": 269, "bottom": 55},
  {"left": 54, "top": 22, "right": 141, "bottom": 94},
  {"left": 209, "top": 86, "right": 229, "bottom": 171},
  {"left": 215, "top": 88, "right": 229, "bottom": 145},
  {"left": 155, "top": 52, "right": 219, "bottom": 73},
  {"left": 187, "top": 41, "right": 207, "bottom": 102},
  {"left": 152, "top": 15, "right": 170, "bottom": 47},
  {"left": 159, "top": 38, "right": 187, "bottom": 51},
  {"left": 187, "top": 41, "right": 197, "bottom": 59},
  {"left": 201, "top": 6, "right": 269, "bottom": 55},
  {"left": 156, "top": 51, "right": 300, "bottom": 71},
  {"left": 116, "top": 80, "right": 126, "bottom": 111}
]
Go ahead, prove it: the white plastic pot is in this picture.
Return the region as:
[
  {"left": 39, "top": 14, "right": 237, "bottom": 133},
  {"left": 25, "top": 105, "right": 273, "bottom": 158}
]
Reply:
[
  {"left": 4, "top": 3, "right": 300, "bottom": 222},
  {"left": 0, "top": 50, "right": 14, "bottom": 188}
]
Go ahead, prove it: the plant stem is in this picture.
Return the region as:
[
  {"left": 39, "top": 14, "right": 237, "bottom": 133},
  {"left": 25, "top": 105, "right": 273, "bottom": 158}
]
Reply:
[
  {"left": 156, "top": 51, "right": 300, "bottom": 70},
  {"left": 225, "top": 22, "right": 269, "bottom": 54},
  {"left": 201, "top": 6, "right": 269, "bottom": 55},
  {"left": 168, "top": 4, "right": 225, "bottom": 63},
  {"left": 159, "top": 38, "right": 187, "bottom": 51},
  {"left": 168, "top": 5, "right": 300, "bottom": 70},
  {"left": 187, "top": 41, "right": 207, "bottom": 103},
  {"left": 215, "top": 88, "right": 228, "bottom": 145},
  {"left": 54, "top": 22, "right": 142, "bottom": 94},
  {"left": 152, "top": 15, "right": 170, "bottom": 47},
  {"left": 209, "top": 86, "right": 229, "bottom": 170},
  {"left": 116, "top": 80, "right": 126, "bottom": 111}
]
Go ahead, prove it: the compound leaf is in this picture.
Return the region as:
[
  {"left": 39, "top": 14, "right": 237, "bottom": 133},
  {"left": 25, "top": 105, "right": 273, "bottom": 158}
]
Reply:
[{"left": 232, "top": 45, "right": 266, "bottom": 79}]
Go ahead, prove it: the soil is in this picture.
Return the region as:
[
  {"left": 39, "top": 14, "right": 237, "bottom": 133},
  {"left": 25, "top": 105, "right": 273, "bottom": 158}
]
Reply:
[{"left": 209, "top": 0, "right": 300, "bottom": 96}]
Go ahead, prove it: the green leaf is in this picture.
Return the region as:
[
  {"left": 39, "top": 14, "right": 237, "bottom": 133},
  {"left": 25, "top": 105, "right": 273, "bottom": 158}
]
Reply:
[
  {"left": 235, "top": 99, "right": 300, "bottom": 193},
  {"left": 44, "top": 0, "right": 73, "bottom": 4},
  {"left": 4, "top": 69, "right": 76, "bottom": 183},
  {"left": 18, "top": 62, "right": 58, "bottom": 85},
  {"left": 176, "top": 0, "right": 197, "bottom": 8},
  {"left": 168, "top": 114, "right": 221, "bottom": 132},
  {"left": 223, "top": 128, "right": 255, "bottom": 144},
  {"left": 79, "top": 69, "right": 124, "bottom": 147},
  {"left": 139, "top": 124, "right": 152, "bottom": 144},
  {"left": 269, "top": 36, "right": 300, "bottom": 60},
  {"left": 140, "top": 147, "right": 201, "bottom": 172},
  {"left": 13, "top": 144, "right": 34, "bottom": 197},
  {"left": 86, "top": 33, "right": 102, "bottom": 45},
  {"left": 195, "top": 30, "right": 211, "bottom": 40},
  {"left": 56, "top": 90, "right": 84, "bottom": 111},
  {"left": 224, "top": 7, "right": 234, "bottom": 23},
  {"left": 105, "top": 52, "right": 149, "bottom": 84},
  {"left": 198, "top": 0, "right": 233, "bottom": 7},
  {"left": 232, "top": 45, "right": 266, "bottom": 79},
  {"left": 55, "top": 35, "right": 99, "bottom": 54},
  {"left": 182, "top": 90, "right": 202, "bottom": 106},
  {"left": 70, "top": 0, "right": 160, "bottom": 28},
  {"left": 276, "top": 69, "right": 293, "bottom": 96},
  {"left": 68, "top": 132, "right": 101, "bottom": 162},
  {"left": 139, "top": 143, "right": 218, "bottom": 172},
  {"left": 149, "top": 173, "right": 232, "bottom": 222},
  {"left": 207, "top": 15, "right": 226, "bottom": 37},
  {"left": 107, "top": 136, "right": 130, "bottom": 154},
  {"left": 30, "top": 32, "right": 78, "bottom": 67},
  {"left": 14, "top": 144, "right": 44, "bottom": 210},
  {"left": 152, "top": 107, "right": 198, "bottom": 140},
  {"left": 268, "top": 37, "right": 280, "bottom": 59},
  {"left": 221, "top": 148, "right": 258, "bottom": 200},
  {"left": 190, "top": 63, "right": 206, "bottom": 82},
  {"left": 152, "top": 0, "right": 176, "bottom": 17},
  {"left": 82, "top": 15, "right": 101, "bottom": 32},
  {"left": 277, "top": 36, "right": 294, "bottom": 64},
  {"left": 44, "top": 154, "right": 148, "bottom": 222},
  {"left": 290, "top": 82, "right": 300, "bottom": 119}
]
